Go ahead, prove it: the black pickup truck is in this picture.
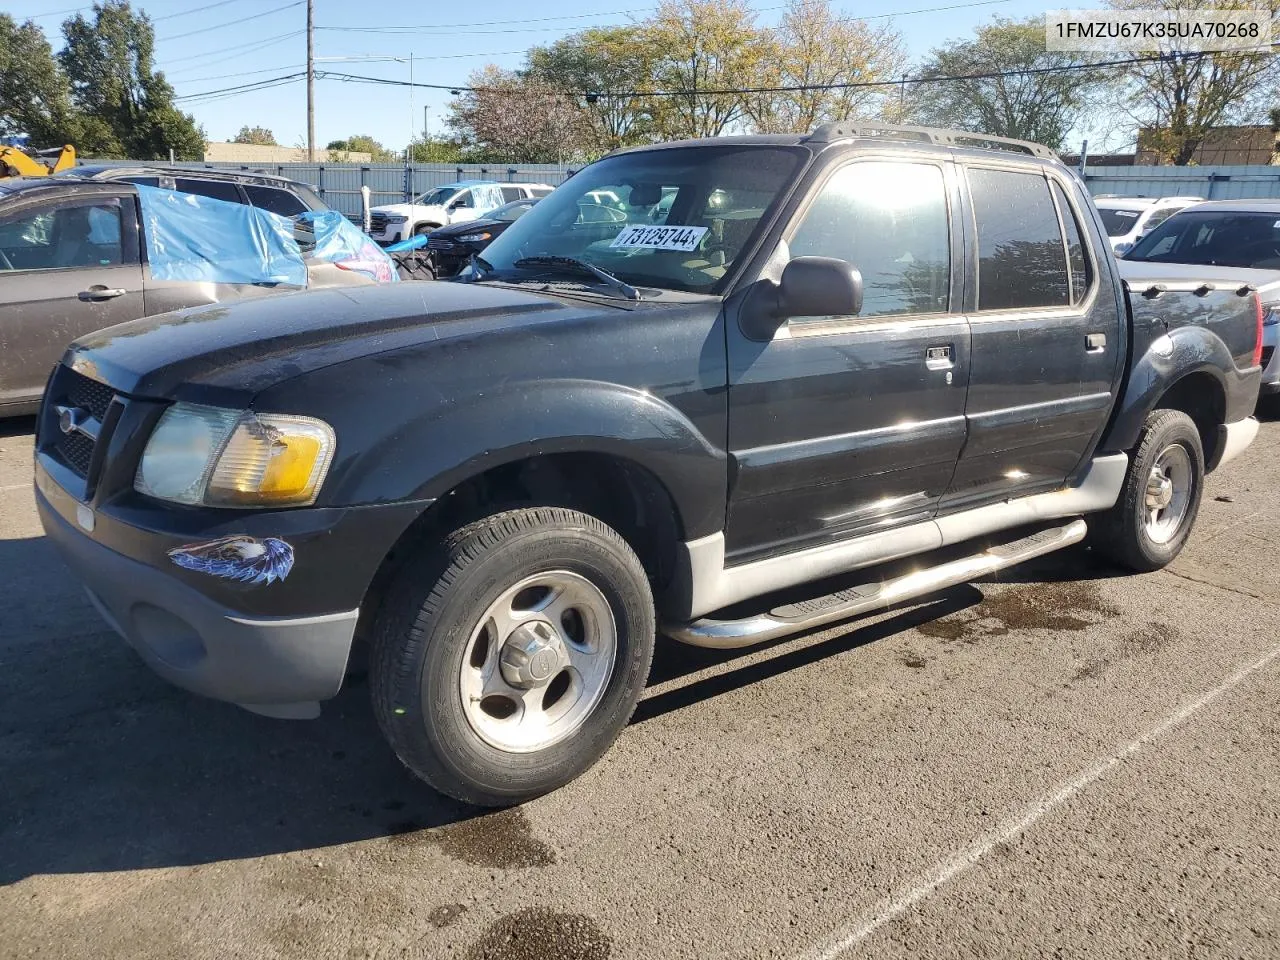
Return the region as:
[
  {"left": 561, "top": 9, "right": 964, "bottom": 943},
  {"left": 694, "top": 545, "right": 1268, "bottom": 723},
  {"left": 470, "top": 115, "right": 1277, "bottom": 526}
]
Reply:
[{"left": 35, "top": 125, "right": 1262, "bottom": 806}]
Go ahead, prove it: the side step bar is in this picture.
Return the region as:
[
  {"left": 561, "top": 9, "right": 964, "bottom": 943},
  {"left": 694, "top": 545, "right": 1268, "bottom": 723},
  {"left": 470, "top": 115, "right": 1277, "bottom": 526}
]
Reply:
[{"left": 664, "top": 518, "right": 1088, "bottom": 649}]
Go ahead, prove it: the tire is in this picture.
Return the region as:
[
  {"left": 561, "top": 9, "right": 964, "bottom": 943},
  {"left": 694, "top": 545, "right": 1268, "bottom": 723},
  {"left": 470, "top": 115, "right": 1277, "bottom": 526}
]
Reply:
[
  {"left": 413, "top": 223, "right": 434, "bottom": 237},
  {"left": 370, "top": 507, "right": 655, "bottom": 806},
  {"left": 1091, "top": 408, "right": 1205, "bottom": 572}
]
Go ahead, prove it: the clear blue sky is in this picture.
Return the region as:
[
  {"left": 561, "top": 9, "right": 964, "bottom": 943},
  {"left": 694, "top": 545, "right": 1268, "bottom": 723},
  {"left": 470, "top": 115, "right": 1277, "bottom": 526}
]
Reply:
[{"left": 13, "top": 0, "right": 1105, "bottom": 152}]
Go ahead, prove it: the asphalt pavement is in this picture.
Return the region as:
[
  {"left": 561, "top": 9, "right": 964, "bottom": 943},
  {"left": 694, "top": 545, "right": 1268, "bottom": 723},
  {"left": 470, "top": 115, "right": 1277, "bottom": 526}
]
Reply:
[{"left": 2, "top": 413, "right": 1277, "bottom": 960}]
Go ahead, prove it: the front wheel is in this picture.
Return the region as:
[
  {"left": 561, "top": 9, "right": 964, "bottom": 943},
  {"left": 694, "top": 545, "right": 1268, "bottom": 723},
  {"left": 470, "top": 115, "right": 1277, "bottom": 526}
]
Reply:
[
  {"left": 1091, "top": 408, "right": 1205, "bottom": 572},
  {"left": 370, "top": 507, "right": 655, "bottom": 806}
]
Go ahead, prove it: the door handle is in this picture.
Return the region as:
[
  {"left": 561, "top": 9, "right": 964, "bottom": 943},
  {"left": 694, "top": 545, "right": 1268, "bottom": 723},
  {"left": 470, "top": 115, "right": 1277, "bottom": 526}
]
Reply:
[
  {"left": 925, "top": 344, "right": 954, "bottom": 369},
  {"left": 1085, "top": 333, "right": 1107, "bottom": 353},
  {"left": 78, "top": 286, "right": 126, "bottom": 302}
]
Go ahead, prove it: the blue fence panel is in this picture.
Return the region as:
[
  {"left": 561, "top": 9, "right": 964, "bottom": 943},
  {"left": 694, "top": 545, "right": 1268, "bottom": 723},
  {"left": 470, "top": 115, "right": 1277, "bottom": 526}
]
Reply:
[
  {"left": 1081, "top": 164, "right": 1280, "bottom": 201},
  {"left": 76, "top": 159, "right": 578, "bottom": 217}
]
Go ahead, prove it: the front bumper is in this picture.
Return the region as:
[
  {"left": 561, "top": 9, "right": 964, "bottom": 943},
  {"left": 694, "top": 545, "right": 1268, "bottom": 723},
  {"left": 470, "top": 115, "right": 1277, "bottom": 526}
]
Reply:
[
  {"left": 37, "top": 473, "right": 358, "bottom": 716},
  {"left": 35, "top": 416, "right": 427, "bottom": 716},
  {"left": 370, "top": 223, "right": 406, "bottom": 245}
]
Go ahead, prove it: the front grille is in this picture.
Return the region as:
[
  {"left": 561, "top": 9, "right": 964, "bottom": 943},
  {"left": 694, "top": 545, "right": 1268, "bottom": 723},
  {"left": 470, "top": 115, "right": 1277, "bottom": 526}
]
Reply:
[
  {"left": 58, "top": 431, "right": 95, "bottom": 476},
  {"left": 41, "top": 366, "right": 117, "bottom": 485},
  {"left": 66, "top": 373, "right": 114, "bottom": 421},
  {"left": 1261, "top": 346, "right": 1275, "bottom": 372},
  {"left": 426, "top": 236, "right": 454, "bottom": 250},
  {"left": 369, "top": 212, "right": 389, "bottom": 232}
]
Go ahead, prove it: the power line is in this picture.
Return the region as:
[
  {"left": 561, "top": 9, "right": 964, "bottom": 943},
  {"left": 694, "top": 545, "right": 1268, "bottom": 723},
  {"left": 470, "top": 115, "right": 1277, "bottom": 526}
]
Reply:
[
  {"left": 152, "top": 0, "right": 258, "bottom": 21},
  {"left": 318, "top": 0, "right": 1015, "bottom": 34},
  {"left": 158, "top": 0, "right": 303, "bottom": 42},
  {"left": 158, "top": 29, "right": 304, "bottom": 66}
]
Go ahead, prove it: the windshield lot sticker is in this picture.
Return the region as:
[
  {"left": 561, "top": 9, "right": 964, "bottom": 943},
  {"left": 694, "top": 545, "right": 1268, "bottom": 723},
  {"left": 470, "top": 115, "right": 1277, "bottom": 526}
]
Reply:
[
  {"left": 168, "top": 535, "right": 295, "bottom": 585},
  {"left": 610, "top": 224, "right": 709, "bottom": 252}
]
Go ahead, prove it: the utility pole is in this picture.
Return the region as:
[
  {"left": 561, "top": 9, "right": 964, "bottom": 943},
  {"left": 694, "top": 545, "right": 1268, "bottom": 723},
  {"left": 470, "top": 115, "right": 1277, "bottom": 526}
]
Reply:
[{"left": 306, "top": 0, "right": 315, "bottom": 162}]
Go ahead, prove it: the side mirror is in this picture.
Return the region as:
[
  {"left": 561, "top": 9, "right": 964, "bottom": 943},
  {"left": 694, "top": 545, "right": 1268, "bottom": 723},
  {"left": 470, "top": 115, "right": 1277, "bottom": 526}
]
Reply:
[
  {"left": 740, "top": 256, "right": 864, "bottom": 340},
  {"left": 777, "top": 256, "right": 863, "bottom": 319}
]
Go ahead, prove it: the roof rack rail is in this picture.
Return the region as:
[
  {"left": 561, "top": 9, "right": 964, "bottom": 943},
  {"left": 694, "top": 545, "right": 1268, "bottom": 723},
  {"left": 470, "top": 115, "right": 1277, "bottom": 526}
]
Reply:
[{"left": 805, "top": 122, "right": 1059, "bottom": 161}]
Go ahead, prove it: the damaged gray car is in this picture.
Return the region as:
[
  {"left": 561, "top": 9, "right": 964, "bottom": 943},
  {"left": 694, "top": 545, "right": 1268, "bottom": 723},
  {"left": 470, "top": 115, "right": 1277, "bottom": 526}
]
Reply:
[{"left": 0, "top": 177, "right": 396, "bottom": 417}]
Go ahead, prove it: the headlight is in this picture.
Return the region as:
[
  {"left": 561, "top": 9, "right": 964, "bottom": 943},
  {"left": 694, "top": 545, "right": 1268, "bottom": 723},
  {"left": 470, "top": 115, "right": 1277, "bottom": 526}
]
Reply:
[
  {"left": 135, "top": 403, "right": 336, "bottom": 507},
  {"left": 457, "top": 232, "right": 492, "bottom": 243},
  {"left": 384, "top": 215, "right": 408, "bottom": 224}
]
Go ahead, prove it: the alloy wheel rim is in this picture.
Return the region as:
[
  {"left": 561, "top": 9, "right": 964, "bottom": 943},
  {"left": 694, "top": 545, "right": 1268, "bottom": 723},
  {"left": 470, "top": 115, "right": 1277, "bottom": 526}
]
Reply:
[
  {"left": 1143, "top": 443, "right": 1193, "bottom": 545},
  {"left": 458, "top": 570, "right": 617, "bottom": 753}
]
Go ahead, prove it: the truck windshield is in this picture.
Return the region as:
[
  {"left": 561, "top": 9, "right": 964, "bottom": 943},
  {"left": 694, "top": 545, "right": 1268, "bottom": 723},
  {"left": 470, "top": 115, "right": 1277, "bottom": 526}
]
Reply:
[
  {"left": 1125, "top": 210, "right": 1280, "bottom": 268},
  {"left": 475, "top": 145, "right": 808, "bottom": 294},
  {"left": 412, "top": 186, "right": 458, "bottom": 205},
  {"left": 1097, "top": 206, "right": 1143, "bottom": 237}
]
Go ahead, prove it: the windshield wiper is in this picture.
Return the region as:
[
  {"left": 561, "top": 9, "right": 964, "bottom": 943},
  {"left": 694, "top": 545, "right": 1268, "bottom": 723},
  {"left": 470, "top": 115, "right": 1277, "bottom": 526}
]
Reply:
[{"left": 513, "top": 256, "right": 641, "bottom": 300}]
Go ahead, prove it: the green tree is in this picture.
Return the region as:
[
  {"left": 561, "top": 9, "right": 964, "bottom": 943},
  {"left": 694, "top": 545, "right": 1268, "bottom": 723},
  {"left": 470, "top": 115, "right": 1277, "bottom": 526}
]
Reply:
[
  {"left": 408, "top": 136, "right": 466, "bottom": 163},
  {"left": 1110, "top": 0, "right": 1279, "bottom": 164},
  {"left": 326, "top": 135, "right": 397, "bottom": 161},
  {"left": 0, "top": 14, "right": 82, "bottom": 147},
  {"left": 743, "top": 0, "right": 908, "bottom": 133},
  {"left": 526, "top": 26, "right": 658, "bottom": 152},
  {"left": 58, "top": 0, "right": 204, "bottom": 159},
  {"left": 908, "top": 16, "right": 1108, "bottom": 151},
  {"left": 641, "top": 0, "right": 767, "bottom": 139},
  {"left": 232, "top": 125, "right": 277, "bottom": 146}
]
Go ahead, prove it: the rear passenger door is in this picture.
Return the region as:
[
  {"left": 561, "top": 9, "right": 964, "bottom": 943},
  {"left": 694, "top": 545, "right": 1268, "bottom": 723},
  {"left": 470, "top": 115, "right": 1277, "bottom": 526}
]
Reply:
[{"left": 944, "top": 165, "right": 1121, "bottom": 511}]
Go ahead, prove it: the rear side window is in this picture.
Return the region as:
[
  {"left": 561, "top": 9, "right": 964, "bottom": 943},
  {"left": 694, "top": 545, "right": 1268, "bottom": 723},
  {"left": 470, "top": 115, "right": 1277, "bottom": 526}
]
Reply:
[
  {"left": 1050, "top": 181, "right": 1090, "bottom": 306},
  {"left": 174, "top": 178, "right": 244, "bottom": 205},
  {"left": 118, "top": 175, "right": 160, "bottom": 187},
  {"left": 1143, "top": 206, "right": 1181, "bottom": 232},
  {"left": 968, "top": 168, "right": 1070, "bottom": 311},
  {"left": 788, "top": 160, "right": 951, "bottom": 318},
  {"left": 500, "top": 186, "right": 524, "bottom": 203},
  {"left": 530, "top": 186, "right": 553, "bottom": 197},
  {"left": 244, "top": 185, "right": 307, "bottom": 217}
]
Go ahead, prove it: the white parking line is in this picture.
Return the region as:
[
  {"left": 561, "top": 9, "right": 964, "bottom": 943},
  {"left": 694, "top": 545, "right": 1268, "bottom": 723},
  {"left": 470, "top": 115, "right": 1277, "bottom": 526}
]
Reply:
[{"left": 800, "top": 639, "right": 1280, "bottom": 960}]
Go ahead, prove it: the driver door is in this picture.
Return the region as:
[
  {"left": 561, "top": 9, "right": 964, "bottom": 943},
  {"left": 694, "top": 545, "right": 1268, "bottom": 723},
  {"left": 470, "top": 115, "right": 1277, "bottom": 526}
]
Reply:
[
  {"left": 0, "top": 193, "right": 145, "bottom": 411},
  {"left": 446, "top": 189, "right": 478, "bottom": 225}
]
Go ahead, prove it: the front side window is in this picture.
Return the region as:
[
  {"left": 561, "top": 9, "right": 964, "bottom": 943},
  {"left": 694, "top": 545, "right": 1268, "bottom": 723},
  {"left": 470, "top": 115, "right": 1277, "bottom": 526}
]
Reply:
[
  {"left": 451, "top": 190, "right": 474, "bottom": 209},
  {"left": 0, "top": 200, "right": 126, "bottom": 271},
  {"left": 476, "top": 145, "right": 807, "bottom": 294},
  {"left": 969, "top": 168, "right": 1070, "bottom": 311},
  {"left": 788, "top": 160, "right": 951, "bottom": 318}
]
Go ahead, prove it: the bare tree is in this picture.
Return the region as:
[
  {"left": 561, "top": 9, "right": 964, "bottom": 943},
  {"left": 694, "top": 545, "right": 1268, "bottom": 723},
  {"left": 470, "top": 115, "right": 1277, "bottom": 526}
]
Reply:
[
  {"left": 1110, "top": 0, "right": 1279, "bottom": 164},
  {"left": 743, "top": 0, "right": 908, "bottom": 134},
  {"left": 447, "top": 66, "right": 590, "bottom": 163}
]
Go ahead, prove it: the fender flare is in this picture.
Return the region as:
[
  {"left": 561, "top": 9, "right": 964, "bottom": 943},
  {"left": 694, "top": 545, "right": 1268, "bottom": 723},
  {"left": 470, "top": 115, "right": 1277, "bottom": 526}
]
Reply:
[
  {"left": 1100, "top": 325, "right": 1231, "bottom": 454},
  {"left": 326, "top": 378, "right": 728, "bottom": 540}
]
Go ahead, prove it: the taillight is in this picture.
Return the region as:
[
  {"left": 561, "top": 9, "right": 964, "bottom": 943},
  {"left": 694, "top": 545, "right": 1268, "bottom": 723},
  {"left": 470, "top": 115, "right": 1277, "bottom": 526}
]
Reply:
[{"left": 1254, "top": 293, "right": 1264, "bottom": 367}]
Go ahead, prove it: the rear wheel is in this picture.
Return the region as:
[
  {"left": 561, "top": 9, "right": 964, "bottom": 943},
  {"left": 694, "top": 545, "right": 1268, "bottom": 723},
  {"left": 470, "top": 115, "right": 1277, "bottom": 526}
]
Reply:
[
  {"left": 1091, "top": 409, "right": 1204, "bottom": 571},
  {"left": 370, "top": 507, "right": 655, "bottom": 806}
]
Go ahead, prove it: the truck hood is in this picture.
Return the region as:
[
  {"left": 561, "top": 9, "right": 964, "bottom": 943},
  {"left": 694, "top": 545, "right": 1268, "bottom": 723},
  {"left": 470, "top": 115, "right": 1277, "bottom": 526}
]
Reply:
[
  {"left": 64, "top": 282, "right": 579, "bottom": 404},
  {"left": 1117, "top": 258, "right": 1280, "bottom": 301}
]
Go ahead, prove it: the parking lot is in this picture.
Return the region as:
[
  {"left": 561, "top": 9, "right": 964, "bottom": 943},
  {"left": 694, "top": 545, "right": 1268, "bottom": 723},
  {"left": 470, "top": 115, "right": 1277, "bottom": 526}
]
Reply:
[{"left": 1, "top": 413, "right": 1278, "bottom": 960}]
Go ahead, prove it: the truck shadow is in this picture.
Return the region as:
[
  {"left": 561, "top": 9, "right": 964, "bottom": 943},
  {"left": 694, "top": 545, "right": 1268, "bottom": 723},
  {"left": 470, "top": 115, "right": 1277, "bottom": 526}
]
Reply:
[
  {"left": 0, "top": 415, "right": 37, "bottom": 439},
  {"left": 0, "top": 531, "right": 1098, "bottom": 884}
]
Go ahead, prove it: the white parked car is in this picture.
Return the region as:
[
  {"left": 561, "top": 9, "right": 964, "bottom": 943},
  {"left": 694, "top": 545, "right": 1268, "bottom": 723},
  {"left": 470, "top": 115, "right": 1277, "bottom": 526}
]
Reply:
[
  {"left": 1093, "top": 195, "right": 1203, "bottom": 255},
  {"left": 368, "top": 180, "right": 554, "bottom": 245}
]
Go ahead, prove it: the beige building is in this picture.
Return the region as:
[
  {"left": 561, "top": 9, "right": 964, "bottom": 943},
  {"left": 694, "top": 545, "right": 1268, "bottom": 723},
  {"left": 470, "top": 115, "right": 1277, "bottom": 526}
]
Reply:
[{"left": 203, "top": 142, "right": 373, "bottom": 163}]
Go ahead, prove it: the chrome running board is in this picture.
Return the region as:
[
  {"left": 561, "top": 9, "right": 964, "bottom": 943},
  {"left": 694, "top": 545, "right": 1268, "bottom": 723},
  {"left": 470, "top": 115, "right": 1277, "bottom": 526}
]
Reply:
[{"left": 664, "top": 518, "right": 1088, "bottom": 649}]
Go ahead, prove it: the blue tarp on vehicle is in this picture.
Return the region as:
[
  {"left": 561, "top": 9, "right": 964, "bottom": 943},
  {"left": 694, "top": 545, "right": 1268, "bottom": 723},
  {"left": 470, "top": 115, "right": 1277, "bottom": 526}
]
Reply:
[
  {"left": 134, "top": 185, "right": 397, "bottom": 286},
  {"left": 135, "top": 184, "right": 308, "bottom": 287}
]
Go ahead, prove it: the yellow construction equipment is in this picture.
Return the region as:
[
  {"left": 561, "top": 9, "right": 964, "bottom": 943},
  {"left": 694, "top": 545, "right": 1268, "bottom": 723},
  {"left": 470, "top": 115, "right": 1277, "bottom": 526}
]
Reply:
[{"left": 0, "top": 144, "right": 77, "bottom": 179}]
